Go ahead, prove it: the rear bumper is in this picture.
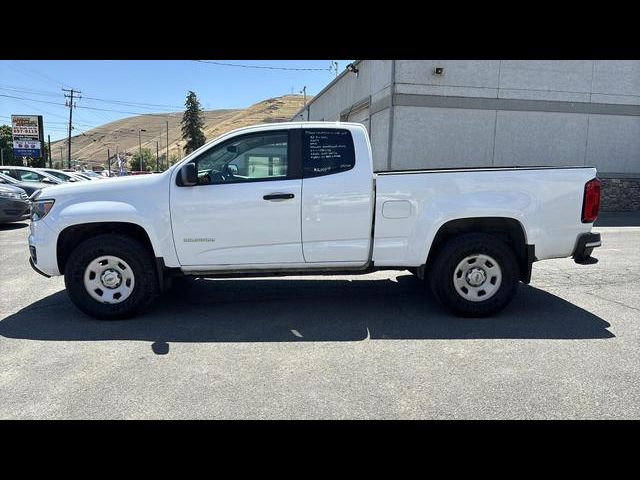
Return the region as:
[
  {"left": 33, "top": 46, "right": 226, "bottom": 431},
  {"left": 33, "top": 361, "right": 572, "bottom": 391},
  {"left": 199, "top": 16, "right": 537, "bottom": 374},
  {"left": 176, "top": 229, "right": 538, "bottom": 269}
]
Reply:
[{"left": 573, "top": 232, "right": 601, "bottom": 264}]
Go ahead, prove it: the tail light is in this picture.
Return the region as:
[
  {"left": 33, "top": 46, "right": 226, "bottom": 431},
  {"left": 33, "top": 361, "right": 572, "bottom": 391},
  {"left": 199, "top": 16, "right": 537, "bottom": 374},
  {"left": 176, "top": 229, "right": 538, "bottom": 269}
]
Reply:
[{"left": 581, "top": 178, "right": 601, "bottom": 223}]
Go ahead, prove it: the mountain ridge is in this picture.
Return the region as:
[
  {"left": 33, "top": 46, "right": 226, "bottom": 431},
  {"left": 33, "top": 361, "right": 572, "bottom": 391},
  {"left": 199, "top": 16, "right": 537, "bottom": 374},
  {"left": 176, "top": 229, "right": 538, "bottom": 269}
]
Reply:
[{"left": 50, "top": 94, "right": 308, "bottom": 170}]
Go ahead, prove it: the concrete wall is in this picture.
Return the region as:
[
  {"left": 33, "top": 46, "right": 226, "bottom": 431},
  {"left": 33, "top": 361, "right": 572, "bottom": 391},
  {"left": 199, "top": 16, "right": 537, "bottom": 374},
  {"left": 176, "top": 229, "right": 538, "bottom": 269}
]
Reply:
[{"left": 390, "top": 60, "right": 640, "bottom": 175}]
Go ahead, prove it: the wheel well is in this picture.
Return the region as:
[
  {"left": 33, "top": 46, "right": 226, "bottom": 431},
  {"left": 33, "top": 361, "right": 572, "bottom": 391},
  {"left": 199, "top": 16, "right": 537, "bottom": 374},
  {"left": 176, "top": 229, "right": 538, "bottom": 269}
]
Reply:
[
  {"left": 426, "top": 217, "right": 532, "bottom": 282},
  {"left": 57, "top": 222, "right": 155, "bottom": 274}
]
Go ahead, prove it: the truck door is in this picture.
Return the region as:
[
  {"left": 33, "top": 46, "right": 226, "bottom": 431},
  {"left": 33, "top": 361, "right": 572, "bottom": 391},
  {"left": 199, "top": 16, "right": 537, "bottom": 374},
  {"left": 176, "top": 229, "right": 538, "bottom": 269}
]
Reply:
[
  {"left": 301, "top": 126, "right": 374, "bottom": 264},
  {"left": 170, "top": 128, "right": 304, "bottom": 267}
]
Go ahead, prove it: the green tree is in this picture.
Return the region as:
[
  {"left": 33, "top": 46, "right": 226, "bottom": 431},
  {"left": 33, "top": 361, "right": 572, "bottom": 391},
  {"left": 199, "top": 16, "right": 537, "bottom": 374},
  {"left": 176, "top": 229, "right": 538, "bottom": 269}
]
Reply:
[
  {"left": 130, "top": 148, "right": 155, "bottom": 172},
  {"left": 181, "top": 91, "right": 206, "bottom": 154},
  {"left": 169, "top": 153, "right": 179, "bottom": 166},
  {"left": 0, "top": 124, "right": 17, "bottom": 165}
]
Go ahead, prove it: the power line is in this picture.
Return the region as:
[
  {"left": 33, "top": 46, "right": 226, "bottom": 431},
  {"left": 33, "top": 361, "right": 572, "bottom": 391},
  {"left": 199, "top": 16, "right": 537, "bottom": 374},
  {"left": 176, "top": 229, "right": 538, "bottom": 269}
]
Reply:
[
  {"left": 0, "top": 93, "right": 66, "bottom": 106},
  {"left": 193, "top": 60, "right": 331, "bottom": 71}
]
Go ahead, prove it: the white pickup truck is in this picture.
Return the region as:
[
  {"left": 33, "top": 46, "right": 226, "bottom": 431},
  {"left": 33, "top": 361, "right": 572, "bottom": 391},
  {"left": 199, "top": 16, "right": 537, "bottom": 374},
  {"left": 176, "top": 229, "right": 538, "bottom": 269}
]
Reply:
[{"left": 28, "top": 122, "right": 601, "bottom": 319}]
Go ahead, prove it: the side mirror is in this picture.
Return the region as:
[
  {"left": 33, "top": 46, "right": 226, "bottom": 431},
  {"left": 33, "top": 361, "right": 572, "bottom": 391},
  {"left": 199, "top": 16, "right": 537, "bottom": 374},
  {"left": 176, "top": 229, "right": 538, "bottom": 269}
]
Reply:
[
  {"left": 227, "top": 164, "right": 239, "bottom": 175},
  {"left": 42, "top": 178, "right": 56, "bottom": 184},
  {"left": 180, "top": 163, "right": 198, "bottom": 186}
]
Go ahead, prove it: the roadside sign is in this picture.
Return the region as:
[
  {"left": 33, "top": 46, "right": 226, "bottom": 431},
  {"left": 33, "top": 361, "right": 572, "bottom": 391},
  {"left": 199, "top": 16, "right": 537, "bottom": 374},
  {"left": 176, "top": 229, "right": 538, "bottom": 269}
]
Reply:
[{"left": 11, "top": 115, "right": 44, "bottom": 158}]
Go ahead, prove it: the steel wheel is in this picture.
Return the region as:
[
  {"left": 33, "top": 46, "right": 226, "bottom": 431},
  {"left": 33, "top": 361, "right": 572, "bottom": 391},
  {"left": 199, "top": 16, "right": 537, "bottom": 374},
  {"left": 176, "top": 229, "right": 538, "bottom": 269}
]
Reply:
[
  {"left": 83, "top": 255, "right": 135, "bottom": 304},
  {"left": 453, "top": 253, "right": 502, "bottom": 302}
]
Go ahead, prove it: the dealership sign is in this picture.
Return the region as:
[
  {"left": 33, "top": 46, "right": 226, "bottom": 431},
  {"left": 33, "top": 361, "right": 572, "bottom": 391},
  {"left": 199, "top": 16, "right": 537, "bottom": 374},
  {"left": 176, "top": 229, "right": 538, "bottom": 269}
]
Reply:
[{"left": 11, "top": 115, "right": 44, "bottom": 158}]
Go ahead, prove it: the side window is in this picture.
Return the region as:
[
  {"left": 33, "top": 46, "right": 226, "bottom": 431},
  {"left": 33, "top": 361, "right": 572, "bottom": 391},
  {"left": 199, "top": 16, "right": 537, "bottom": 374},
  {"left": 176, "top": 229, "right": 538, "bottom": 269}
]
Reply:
[
  {"left": 193, "top": 131, "right": 289, "bottom": 185},
  {"left": 17, "top": 170, "right": 39, "bottom": 182},
  {"left": 303, "top": 129, "right": 355, "bottom": 178}
]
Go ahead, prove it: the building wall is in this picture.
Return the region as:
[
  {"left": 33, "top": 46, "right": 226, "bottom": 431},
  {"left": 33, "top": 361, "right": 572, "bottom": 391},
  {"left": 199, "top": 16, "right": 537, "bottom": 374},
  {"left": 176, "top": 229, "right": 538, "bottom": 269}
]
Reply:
[{"left": 293, "top": 60, "right": 640, "bottom": 210}]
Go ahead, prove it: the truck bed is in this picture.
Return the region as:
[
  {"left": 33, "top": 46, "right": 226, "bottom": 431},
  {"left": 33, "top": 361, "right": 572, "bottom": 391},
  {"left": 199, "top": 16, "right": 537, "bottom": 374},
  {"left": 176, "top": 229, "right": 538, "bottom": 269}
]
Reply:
[{"left": 372, "top": 166, "right": 597, "bottom": 266}]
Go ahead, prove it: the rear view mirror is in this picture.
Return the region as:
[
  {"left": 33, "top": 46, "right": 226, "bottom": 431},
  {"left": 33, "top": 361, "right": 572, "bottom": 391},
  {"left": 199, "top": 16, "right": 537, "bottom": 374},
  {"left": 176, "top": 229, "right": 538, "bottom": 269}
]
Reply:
[{"left": 180, "top": 163, "right": 198, "bottom": 186}]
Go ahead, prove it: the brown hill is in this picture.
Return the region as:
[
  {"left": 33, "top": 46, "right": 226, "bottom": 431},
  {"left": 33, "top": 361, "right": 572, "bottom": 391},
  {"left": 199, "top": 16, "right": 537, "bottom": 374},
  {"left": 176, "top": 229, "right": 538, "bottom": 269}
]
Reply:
[{"left": 50, "top": 94, "right": 308, "bottom": 170}]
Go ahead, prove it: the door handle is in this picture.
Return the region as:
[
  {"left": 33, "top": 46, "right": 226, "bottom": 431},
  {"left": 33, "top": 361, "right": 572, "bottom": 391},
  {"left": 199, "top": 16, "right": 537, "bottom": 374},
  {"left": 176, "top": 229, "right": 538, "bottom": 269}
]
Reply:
[{"left": 263, "top": 193, "right": 294, "bottom": 201}]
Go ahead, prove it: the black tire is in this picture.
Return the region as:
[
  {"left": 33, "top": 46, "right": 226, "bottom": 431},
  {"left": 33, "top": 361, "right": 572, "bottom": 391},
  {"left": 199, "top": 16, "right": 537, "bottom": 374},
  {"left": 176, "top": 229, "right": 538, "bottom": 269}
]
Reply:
[
  {"left": 428, "top": 233, "right": 519, "bottom": 317},
  {"left": 64, "top": 234, "right": 158, "bottom": 320}
]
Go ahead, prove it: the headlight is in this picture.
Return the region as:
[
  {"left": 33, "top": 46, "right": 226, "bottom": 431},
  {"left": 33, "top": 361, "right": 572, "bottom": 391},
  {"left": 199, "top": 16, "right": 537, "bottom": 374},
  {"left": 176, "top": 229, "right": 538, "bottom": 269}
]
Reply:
[
  {"left": 0, "top": 190, "right": 23, "bottom": 200},
  {"left": 31, "top": 199, "right": 55, "bottom": 221}
]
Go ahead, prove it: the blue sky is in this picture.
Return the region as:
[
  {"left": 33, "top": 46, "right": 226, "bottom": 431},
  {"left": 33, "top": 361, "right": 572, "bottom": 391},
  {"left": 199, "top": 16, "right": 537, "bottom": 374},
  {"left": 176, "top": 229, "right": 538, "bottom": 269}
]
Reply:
[{"left": 0, "top": 60, "right": 350, "bottom": 141}]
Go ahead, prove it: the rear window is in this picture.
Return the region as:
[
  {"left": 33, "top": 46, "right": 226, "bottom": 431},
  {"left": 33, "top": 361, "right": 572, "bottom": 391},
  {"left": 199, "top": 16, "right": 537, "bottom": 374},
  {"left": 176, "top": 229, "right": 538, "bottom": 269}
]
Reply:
[{"left": 303, "top": 129, "right": 355, "bottom": 178}]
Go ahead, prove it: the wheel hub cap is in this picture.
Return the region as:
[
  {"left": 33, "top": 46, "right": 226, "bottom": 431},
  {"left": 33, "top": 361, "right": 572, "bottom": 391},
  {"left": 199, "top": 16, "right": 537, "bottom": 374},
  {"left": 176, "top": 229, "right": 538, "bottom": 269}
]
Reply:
[
  {"left": 100, "top": 269, "right": 122, "bottom": 289},
  {"left": 453, "top": 253, "right": 503, "bottom": 303},
  {"left": 465, "top": 267, "right": 487, "bottom": 287},
  {"left": 83, "top": 255, "right": 135, "bottom": 304}
]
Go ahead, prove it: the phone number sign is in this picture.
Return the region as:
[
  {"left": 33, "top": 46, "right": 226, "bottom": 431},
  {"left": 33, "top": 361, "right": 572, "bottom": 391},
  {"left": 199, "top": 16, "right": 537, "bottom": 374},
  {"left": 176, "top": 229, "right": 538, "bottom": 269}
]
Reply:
[{"left": 12, "top": 115, "right": 44, "bottom": 158}]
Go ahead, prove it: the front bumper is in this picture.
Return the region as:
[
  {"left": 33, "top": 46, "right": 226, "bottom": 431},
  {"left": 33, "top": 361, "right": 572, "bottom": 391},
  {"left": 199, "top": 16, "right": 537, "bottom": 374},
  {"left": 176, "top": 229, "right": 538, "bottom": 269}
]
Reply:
[
  {"left": 28, "top": 218, "right": 61, "bottom": 276},
  {"left": 573, "top": 232, "right": 601, "bottom": 264},
  {"left": 29, "top": 256, "right": 51, "bottom": 278},
  {"left": 0, "top": 199, "right": 30, "bottom": 223}
]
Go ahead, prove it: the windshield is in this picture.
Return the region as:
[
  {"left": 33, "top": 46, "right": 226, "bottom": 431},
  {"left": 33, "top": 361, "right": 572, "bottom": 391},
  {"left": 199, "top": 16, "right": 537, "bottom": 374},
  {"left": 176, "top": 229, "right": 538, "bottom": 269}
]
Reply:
[
  {"left": 43, "top": 170, "right": 73, "bottom": 181},
  {"left": 0, "top": 172, "right": 17, "bottom": 184}
]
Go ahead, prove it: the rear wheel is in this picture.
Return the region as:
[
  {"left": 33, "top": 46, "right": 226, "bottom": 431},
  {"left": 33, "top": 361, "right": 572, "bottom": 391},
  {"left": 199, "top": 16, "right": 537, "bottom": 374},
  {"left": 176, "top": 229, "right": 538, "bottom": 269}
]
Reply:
[
  {"left": 64, "top": 234, "right": 158, "bottom": 320},
  {"left": 429, "top": 233, "right": 519, "bottom": 317}
]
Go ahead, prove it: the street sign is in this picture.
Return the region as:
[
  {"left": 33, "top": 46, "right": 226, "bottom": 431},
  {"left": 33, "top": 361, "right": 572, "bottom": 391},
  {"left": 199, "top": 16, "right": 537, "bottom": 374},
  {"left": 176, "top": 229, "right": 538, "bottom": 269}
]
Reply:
[{"left": 11, "top": 115, "right": 44, "bottom": 158}]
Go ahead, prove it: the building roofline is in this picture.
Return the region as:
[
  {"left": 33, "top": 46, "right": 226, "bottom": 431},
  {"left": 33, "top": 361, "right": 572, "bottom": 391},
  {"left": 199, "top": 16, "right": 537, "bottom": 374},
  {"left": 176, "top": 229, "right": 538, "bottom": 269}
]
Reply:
[{"left": 291, "top": 60, "right": 362, "bottom": 119}]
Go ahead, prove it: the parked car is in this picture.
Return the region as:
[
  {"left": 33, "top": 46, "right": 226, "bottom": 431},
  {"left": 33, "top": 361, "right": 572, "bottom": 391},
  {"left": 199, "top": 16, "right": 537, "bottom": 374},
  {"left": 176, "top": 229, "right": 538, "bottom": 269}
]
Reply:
[
  {"left": 38, "top": 168, "right": 86, "bottom": 183},
  {"left": 0, "top": 184, "right": 30, "bottom": 223},
  {"left": 0, "top": 166, "right": 63, "bottom": 185},
  {"left": 27, "top": 122, "right": 601, "bottom": 320},
  {"left": 77, "top": 170, "right": 107, "bottom": 180},
  {"left": 0, "top": 172, "right": 47, "bottom": 198}
]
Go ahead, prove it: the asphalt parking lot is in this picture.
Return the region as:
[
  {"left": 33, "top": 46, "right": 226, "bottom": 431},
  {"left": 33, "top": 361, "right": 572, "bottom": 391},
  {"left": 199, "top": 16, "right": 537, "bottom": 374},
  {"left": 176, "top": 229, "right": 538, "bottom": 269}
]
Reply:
[{"left": 0, "top": 217, "right": 639, "bottom": 419}]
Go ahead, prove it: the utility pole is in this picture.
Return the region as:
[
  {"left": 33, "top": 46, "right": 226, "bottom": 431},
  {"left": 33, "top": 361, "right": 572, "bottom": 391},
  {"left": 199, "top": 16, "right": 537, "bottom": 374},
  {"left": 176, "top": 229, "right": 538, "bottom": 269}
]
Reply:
[
  {"left": 63, "top": 88, "right": 81, "bottom": 169},
  {"left": 1, "top": 148, "right": 4, "bottom": 166},
  {"left": 156, "top": 141, "right": 159, "bottom": 172},
  {"left": 300, "top": 86, "right": 308, "bottom": 120},
  {"left": 107, "top": 148, "right": 111, "bottom": 176},
  {"left": 47, "top": 135, "right": 52, "bottom": 168},
  {"left": 115, "top": 145, "right": 120, "bottom": 176},
  {"left": 59, "top": 146, "right": 64, "bottom": 167},
  {"left": 331, "top": 61, "right": 339, "bottom": 77},
  {"left": 166, "top": 120, "right": 169, "bottom": 169},
  {"left": 138, "top": 129, "right": 146, "bottom": 171},
  {"left": 300, "top": 86, "right": 307, "bottom": 106}
]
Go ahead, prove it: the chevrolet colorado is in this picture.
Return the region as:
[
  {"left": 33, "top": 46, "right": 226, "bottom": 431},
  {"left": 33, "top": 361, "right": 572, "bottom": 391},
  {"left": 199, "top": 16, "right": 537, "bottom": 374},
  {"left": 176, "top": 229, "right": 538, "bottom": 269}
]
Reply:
[{"left": 27, "top": 122, "right": 601, "bottom": 319}]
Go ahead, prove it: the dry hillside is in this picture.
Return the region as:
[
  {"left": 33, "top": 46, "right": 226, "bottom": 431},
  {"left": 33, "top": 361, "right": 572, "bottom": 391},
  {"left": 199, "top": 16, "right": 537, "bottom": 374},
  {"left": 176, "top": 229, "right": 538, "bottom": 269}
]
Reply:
[{"left": 50, "top": 94, "right": 308, "bottom": 169}]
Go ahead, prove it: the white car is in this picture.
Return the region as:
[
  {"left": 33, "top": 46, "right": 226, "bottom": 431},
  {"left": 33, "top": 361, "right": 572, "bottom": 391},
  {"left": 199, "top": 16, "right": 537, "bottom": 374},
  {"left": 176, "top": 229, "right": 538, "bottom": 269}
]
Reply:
[
  {"left": 27, "top": 122, "right": 601, "bottom": 319},
  {"left": 0, "top": 166, "right": 63, "bottom": 185},
  {"left": 38, "top": 168, "right": 86, "bottom": 183}
]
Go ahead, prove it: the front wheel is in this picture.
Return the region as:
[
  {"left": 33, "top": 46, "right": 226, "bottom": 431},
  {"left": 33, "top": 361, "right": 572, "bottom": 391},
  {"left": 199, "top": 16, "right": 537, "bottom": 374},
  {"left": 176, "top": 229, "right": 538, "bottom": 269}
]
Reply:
[
  {"left": 429, "top": 233, "right": 519, "bottom": 317},
  {"left": 64, "top": 234, "right": 158, "bottom": 320}
]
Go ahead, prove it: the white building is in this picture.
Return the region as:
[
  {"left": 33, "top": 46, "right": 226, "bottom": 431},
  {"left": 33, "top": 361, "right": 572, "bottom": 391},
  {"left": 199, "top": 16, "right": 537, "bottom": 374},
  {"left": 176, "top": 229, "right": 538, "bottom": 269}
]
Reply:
[{"left": 292, "top": 60, "right": 640, "bottom": 211}]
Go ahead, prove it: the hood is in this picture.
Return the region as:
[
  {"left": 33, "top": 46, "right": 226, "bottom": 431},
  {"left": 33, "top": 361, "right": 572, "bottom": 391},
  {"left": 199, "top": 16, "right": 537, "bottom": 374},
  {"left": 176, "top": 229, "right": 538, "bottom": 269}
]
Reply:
[
  {"left": 40, "top": 171, "right": 170, "bottom": 200},
  {"left": 0, "top": 184, "right": 27, "bottom": 195},
  {"left": 15, "top": 181, "right": 49, "bottom": 191}
]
